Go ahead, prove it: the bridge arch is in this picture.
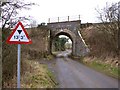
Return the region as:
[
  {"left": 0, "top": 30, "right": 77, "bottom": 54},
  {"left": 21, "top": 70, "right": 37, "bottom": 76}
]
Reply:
[
  {"left": 51, "top": 29, "right": 76, "bottom": 55},
  {"left": 54, "top": 29, "right": 76, "bottom": 41},
  {"left": 48, "top": 20, "right": 89, "bottom": 57}
]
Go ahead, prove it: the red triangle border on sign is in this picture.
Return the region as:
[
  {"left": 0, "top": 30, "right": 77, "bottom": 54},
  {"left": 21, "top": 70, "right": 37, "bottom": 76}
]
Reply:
[{"left": 6, "top": 22, "right": 32, "bottom": 44}]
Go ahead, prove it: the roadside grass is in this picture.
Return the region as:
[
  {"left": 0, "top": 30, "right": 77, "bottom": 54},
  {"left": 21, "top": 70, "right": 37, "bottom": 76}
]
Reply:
[
  {"left": 82, "top": 58, "right": 120, "bottom": 79},
  {"left": 46, "top": 55, "right": 54, "bottom": 60},
  {"left": 52, "top": 52, "right": 58, "bottom": 55},
  {"left": 52, "top": 51, "right": 59, "bottom": 57},
  {"left": 21, "top": 59, "right": 58, "bottom": 88}
]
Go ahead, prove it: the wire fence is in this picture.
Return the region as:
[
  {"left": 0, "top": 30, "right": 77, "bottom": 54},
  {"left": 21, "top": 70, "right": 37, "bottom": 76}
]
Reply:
[{"left": 48, "top": 15, "right": 80, "bottom": 23}]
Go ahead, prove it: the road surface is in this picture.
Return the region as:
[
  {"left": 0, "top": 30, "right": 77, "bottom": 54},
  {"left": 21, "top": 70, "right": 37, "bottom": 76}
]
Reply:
[{"left": 48, "top": 50, "right": 119, "bottom": 88}]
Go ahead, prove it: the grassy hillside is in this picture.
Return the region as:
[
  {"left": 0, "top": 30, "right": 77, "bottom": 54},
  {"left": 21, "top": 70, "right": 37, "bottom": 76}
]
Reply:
[
  {"left": 81, "top": 26, "right": 118, "bottom": 60},
  {"left": 81, "top": 26, "right": 118, "bottom": 58},
  {"left": 80, "top": 25, "right": 119, "bottom": 78}
]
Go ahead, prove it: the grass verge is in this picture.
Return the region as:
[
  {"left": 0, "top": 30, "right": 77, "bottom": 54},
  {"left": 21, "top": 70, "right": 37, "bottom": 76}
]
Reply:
[
  {"left": 82, "top": 58, "right": 120, "bottom": 79},
  {"left": 21, "top": 59, "right": 58, "bottom": 88}
]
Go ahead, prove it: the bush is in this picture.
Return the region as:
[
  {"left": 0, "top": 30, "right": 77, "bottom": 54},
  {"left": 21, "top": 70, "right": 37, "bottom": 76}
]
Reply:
[
  {"left": 2, "top": 29, "right": 17, "bottom": 87},
  {"left": 81, "top": 26, "right": 118, "bottom": 58}
]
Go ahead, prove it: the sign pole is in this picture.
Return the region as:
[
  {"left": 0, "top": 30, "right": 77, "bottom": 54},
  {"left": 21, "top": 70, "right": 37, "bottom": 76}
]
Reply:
[{"left": 17, "top": 44, "right": 21, "bottom": 88}]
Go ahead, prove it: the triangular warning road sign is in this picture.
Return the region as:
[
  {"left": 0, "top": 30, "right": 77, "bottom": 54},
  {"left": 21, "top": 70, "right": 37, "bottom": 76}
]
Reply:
[{"left": 6, "top": 22, "right": 32, "bottom": 44}]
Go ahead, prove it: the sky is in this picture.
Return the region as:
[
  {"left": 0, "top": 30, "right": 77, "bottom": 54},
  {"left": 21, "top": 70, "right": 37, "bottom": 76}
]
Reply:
[{"left": 20, "top": 0, "right": 119, "bottom": 24}]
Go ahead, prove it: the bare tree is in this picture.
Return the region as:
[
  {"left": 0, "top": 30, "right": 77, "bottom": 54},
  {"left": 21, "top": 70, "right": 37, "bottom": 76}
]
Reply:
[
  {"left": 1, "top": 0, "right": 35, "bottom": 29},
  {"left": 95, "top": 2, "right": 120, "bottom": 54}
]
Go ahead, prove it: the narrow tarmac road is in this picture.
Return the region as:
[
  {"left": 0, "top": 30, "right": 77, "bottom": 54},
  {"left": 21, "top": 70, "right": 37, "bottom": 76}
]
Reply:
[{"left": 49, "top": 50, "right": 119, "bottom": 88}]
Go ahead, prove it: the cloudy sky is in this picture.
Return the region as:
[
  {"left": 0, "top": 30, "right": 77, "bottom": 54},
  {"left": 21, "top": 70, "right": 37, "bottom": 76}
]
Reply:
[{"left": 20, "top": 0, "right": 119, "bottom": 24}]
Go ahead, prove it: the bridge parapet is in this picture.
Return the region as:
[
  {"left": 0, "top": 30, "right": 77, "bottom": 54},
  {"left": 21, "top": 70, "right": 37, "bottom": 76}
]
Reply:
[{"left": 47, "top": 20, "right": 81, "bottom": 32}]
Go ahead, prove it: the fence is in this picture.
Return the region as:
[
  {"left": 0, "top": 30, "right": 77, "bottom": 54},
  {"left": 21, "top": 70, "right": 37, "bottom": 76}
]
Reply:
[{"left": 48, "top": 15, "right": 80, "bottom": 23}]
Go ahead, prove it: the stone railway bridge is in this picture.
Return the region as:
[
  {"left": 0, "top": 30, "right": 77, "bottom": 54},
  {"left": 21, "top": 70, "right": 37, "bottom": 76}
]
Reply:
[{"left": 47, "top": 20, "right": 89, "bottom": 57}]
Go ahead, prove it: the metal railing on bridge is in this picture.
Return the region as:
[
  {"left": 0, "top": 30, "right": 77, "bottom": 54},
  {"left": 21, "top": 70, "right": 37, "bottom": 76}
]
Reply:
[{"left": 48, "top": 15, "right": 80, "bottom": 23}]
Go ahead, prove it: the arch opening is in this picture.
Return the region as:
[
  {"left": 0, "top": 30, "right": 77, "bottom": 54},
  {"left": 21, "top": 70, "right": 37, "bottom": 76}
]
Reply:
[{"left": 51, "top": 31, "right": 75, "bottom": 57}]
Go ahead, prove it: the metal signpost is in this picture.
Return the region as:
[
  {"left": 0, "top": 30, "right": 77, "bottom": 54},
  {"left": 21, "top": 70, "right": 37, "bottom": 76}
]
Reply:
[
  {"left": 6, "top": 22, "right": 32, "bottom": 88},
  {"left": 17, "top": 44, "right": 21, "bottom": 88}
]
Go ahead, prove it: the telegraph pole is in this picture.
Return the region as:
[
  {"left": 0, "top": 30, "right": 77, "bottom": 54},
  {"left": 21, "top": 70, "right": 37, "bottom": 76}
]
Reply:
[
  {"left": 58, "top": 17, "right": 59, "bottom": 22},
  {"left": 48, "top": 18, "right": 50, "bottom": 23},
  {"left": 79, "top": 15, "right": 80, "bottom": 20},
  {"left": 68, "top": 16, "right": 69, "bottom": 21}
]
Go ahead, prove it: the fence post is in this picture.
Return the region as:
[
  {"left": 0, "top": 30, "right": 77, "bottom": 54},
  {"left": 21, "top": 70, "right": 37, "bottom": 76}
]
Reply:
[{"left": 68, "top": 16, "right": 69, "bottom": 21}]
